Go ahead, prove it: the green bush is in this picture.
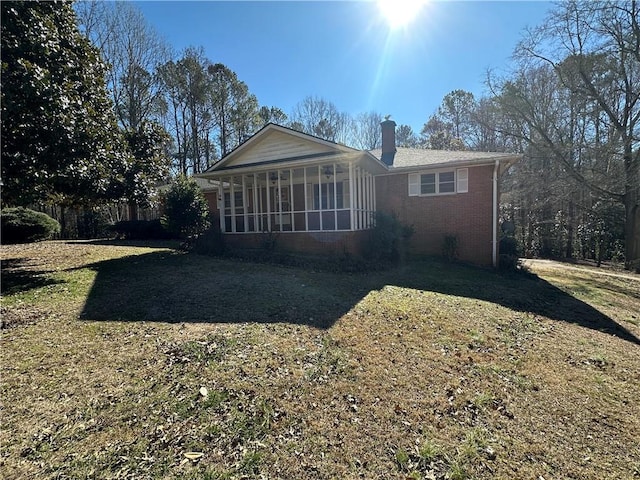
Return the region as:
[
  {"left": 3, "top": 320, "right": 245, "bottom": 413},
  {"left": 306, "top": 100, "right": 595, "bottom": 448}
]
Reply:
[
  {"left": 331, "top": 249, "right": 371, "bottom": 273},
  {"left": 499, "top": 236, "right": 520, "bottom": 270},
  {"left": 1, "top": 207, "right": 60, "bottom": 244},
  {"left": 161, "top": 176, "right": 210, "bottom": 239},
  {"left": 108, "top": 219, "right": 171, "bottom": 240},
  {"left": 363, "top": 212, "right": 414, "bottom": 264},
  {"left": 76, "top": 209, "right": 111, "bottom": 239},
  {"left": 499, "top": 236, "right": 519, "bottom": 256}
]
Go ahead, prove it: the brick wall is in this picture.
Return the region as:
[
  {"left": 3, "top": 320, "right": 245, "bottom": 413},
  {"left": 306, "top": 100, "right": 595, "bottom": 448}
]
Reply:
[
  {"left": 375, "top": 165, "right": 495, "bottom": 266},
  {"left": 203, "top": 191, "right": 220, "bottom": 229},
  {"left": 224, "top": 230, "right": 368, "bottom": 256},
  {"left": 202, "top": 166, "right": 498, "bottom": 265},
  {"left": 203, "top": 191, "right": 218, "bottom": 214}
]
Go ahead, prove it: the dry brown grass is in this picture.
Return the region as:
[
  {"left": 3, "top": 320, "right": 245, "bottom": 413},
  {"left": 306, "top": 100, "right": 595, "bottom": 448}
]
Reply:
[{"left": 1, "top": 241, "right": 639, "bottom": 479}]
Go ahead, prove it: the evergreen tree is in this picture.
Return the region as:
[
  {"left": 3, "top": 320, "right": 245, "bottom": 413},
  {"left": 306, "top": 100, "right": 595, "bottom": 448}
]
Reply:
[{"left": 1, "top": 1, "right": 130, "bottom": 206}]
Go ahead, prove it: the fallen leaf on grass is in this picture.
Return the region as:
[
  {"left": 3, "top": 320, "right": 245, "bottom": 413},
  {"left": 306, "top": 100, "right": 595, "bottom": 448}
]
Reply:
[{"left": 184, "top": 452, "right": 204, "bottom": 460}]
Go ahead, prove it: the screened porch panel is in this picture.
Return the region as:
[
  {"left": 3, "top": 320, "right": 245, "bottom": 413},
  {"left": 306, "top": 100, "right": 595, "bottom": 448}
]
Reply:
[{"left": 218, "top": 162, "right": 376, "bottom": 233}]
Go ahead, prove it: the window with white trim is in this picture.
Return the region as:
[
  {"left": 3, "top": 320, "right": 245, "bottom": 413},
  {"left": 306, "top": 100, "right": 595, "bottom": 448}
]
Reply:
[{"left": 408, "top": 168, "right": 468, "bottom": 196}]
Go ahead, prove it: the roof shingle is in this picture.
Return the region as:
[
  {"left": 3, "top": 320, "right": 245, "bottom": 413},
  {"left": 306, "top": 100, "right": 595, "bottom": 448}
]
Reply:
[{"left": 368, "top": 148, "right": 518, "bottom": 169}]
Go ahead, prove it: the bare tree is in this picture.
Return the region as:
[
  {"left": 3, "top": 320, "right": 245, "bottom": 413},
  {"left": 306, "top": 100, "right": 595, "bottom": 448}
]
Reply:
[
  {"left": 350, "top": 112, "right": 383, "bottom": 150},
  {"left": 290, "top": 96, "right": 351, "bottom": 144},
  {"left": 494, "top": 0, "right": 639, "bottom": 270},
  {"left": 76, "top": 1, "right": 169, "bottom": 130}
]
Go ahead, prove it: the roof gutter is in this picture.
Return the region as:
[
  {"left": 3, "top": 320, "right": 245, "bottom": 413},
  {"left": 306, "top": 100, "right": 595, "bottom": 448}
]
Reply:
[{"left": 492, "top": 159, "right": 499, "bottom": 268}]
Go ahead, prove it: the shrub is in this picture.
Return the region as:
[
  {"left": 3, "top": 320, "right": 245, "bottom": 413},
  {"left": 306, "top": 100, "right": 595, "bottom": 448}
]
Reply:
[
  {"left": 442, "top": 234, "right": 459, "bottom": 261},
  {"left": 499, "top": 236, "right": 520, "bottom": 271},
  {"left": 498, "top": 253, "right": 519, "bottom": 270},
  {"left": 332, "top": 249, "right": 371, "bottom": 273},
  {"left": 363, "top": 212, "right": 414, "bottom": 264},
  {"left": 499, "top": 236, "right": 519, "bottom": 256},
  {"left": 161, "top": 176, "right": 210, "bottom": 239},
  {"left": 108, "top": 219, "right": 171, "bottom": 240},
  {"left": 1, "top": 207, "right": 60, "bottom": 244}
]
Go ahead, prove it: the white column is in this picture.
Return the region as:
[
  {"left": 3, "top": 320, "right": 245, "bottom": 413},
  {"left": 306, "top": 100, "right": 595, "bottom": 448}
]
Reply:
[
  {"left": 372, "top": 172, "right": 376, "bottom": 215},
  {"left": 304, "top": 168, "right": 309, "bottom": 231},
  {"left": 367, "top": 173, "right": 373, "bottom": 227},
  {"left": 242, "top": 175, "right": 248, "bottom": 232},
  {"left": 358, "top": 167, "right": 364, "bottom": 230},
  {"left": 218, "top": 181, "right": 225, "bottom": 232},
  {"left": 349, "top": 162, "right": 355, "bottom": 231},
  {"left": 364, "top": 172, "right": 369, "bottom": 228},
  {"left": 318, "top": 165, "right": 323, "bottom": 231},
  {"left": 289, "top": 168, "right": 295, "bottom": 231},
  {"left": 253, "top": 173, "right": 258, "bottom": 232},
  {"left": 277, "top": 170, "right": 283, "bottom": 230},
  {"left": 333, "top": 163, "right": 337, "bottom": 230},
  {"left": 266, "top": 172, "right": 272, "bottom": 232},
  {"left": 354, "top": 167, "right": 359, "bottom": 229},
  {"left": 258, "top": 180, "right": 263, "bottom": 231},
  {"left": 230, "top": 176, "right": 236, "bottom": 233}
]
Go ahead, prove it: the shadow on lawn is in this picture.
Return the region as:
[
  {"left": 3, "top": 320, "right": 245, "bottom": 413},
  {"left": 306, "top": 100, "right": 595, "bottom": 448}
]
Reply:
[
  {"left": 78, "top": 251, "right": 640, "bottom": 345},
  {"left": 1, "top": 258, "right": 65, "bottom": 295},
  {"left": 66, "top": 239, "right": 181, "bottom": 249}
]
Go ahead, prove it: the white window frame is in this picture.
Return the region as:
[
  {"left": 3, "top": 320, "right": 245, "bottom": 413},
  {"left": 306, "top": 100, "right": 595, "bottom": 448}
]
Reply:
[{"left": 408, "top": 168, "right": 468, "bottom": 196}]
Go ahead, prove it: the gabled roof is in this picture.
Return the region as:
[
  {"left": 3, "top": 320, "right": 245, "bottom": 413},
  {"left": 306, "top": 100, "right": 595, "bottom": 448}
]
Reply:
[
  {"left": 202, "top": 123, "right": 361, "bottom": 173},
  {"left": 192, "top": 176, "right": 217, "bottom": 191},
  {"left": 368, "top": 148, "right": 521, "bottom": 173},
  {"left": 197, "top": 123, "right": 520, "bottom": 179},
  {"left": 198, "top": 123, "right": 388, "bottom": 177}
]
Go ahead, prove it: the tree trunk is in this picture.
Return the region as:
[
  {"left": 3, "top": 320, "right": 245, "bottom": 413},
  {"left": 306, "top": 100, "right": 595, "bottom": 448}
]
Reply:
[
  {"left": 59, "top": 205, "right": 67, "bottom": 239},
  {"left": 566, "top": 200, "right": 574, "bottom": 259},
  {"left": 128, "top": 202, "right": 138, "bottom": 221},
  {"left": 624, "top": 191, "right": 640, "bottom": 272},
  {"left": 624, "top": 144, "right": 639, "bottom": 271}
]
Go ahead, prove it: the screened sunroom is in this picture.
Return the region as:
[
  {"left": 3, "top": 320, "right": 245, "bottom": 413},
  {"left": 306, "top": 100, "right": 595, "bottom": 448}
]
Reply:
[
  {"left": 214, "top": 158, "right": 381, "bottom": 234},
  {"left": 197, "top": 124, "right": 388, "bottom": 236}
]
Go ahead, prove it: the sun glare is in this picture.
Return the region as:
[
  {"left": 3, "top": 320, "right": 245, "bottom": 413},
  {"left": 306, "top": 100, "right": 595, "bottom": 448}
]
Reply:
[{"left": 377, "top": 0, "right": 425, "bottom": 29}]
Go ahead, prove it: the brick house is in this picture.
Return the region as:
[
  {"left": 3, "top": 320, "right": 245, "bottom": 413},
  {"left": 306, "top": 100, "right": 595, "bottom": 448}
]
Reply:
[{"left": 196, "top": 121, "right": 520, "bottom": 266}]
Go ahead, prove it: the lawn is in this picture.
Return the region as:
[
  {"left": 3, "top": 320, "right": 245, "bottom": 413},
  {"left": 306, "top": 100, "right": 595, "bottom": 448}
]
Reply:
[{"left": 1, "top": 241, "right": 639, "bottom": 479}]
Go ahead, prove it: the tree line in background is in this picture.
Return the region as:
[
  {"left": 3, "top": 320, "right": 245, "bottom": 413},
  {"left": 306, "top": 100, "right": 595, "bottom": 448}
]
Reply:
[
  {"left": 1, "top": 1, "right": 637, "bottom": 270},
  {"left": 74, "top": 1, "right": 396, "bottom": 174}
]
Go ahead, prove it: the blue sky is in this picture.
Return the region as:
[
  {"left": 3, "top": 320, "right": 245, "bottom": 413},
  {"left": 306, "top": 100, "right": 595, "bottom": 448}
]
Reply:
[{"left": 136, "top": 1, "right": 552, "bottom": 133}]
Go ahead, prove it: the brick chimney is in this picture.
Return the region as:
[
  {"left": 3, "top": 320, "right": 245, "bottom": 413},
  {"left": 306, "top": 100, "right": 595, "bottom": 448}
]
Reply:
[{"left": 380, "top": 118, "right": 396, "bottom": 166}]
